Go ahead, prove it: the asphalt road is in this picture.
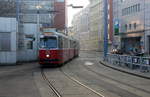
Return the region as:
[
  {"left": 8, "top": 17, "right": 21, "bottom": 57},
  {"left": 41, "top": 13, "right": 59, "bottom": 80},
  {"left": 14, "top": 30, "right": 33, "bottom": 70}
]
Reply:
[
  {"left": 0, "top": 63, "right": 41, "bottom": 97},
  {"left": 0, "top": 51, "right": 150, "bottom": 97}
]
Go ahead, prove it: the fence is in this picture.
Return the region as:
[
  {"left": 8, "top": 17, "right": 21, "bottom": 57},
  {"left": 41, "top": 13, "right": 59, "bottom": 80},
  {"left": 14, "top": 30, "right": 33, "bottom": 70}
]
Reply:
[{"left": 106, "top": 54, "right": 150, "bottom": 72}]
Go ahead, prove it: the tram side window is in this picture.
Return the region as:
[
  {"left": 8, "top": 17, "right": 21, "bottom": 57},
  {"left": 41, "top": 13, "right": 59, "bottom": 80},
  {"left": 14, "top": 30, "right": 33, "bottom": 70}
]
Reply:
[
  {"left": 70, "top": 40, "right": 72, "bottom": 49},
  {"left": 73, "top": 41, "right": 76, "bottom": 49},
  {"left": 58, "top": 37, "right": 63, "bottom": 49},
  {"left": 71, "top": 41, "right": 75, "bottom": 48},
  {"left": 63, "top": 38, "right": 68, "bottom": 49}
]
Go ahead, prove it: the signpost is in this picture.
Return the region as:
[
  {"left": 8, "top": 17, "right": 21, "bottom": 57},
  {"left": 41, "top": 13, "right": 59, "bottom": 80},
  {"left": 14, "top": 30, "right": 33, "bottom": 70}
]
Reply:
[{"left": 114, "top": 19, "right": 119, "bottom": 35}]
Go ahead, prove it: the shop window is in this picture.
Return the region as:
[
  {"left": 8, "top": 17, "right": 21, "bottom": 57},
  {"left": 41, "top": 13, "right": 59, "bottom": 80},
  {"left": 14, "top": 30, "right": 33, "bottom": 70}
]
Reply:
[{"left": 0, "top": 33, "right": 11, "bottom": 51}]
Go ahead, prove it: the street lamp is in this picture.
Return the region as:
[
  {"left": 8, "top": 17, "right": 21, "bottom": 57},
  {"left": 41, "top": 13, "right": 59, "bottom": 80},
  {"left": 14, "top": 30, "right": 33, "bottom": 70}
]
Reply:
[
  {"left": 67, "top": 4, "right": 83, "bottom": 8},
  {"left": 36, "top": 4, "right": 42, "bottom": 57},
  {"left": 66, "top": 4, "right": 83, "bottom": 35}
]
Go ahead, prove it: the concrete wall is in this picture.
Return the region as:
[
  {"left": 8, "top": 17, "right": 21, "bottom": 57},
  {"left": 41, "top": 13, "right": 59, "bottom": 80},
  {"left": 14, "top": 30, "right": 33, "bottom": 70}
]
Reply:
[
  {"left": 0, "top": 17, "right": 17, "bottom": 65},
  {"left": 17, "top": 23, "right": 38, "bottom": 62}
]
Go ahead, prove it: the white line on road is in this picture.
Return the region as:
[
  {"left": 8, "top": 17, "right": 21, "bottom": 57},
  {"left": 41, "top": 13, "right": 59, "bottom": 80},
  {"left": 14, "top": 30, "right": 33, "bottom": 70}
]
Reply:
[{"left": 84, "top": 61, "right": 94, "bottom": 66}]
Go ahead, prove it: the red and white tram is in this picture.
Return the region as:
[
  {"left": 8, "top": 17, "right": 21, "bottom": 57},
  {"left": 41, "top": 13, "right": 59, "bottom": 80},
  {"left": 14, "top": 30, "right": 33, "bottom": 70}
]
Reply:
[{"left": 38, "top": 31, "right": 79, "bottom": 66}]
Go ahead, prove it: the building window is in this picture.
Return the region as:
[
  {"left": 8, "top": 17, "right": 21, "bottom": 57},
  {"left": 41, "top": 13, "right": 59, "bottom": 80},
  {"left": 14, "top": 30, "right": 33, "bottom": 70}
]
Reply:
[
  {"left": 125, "top": 24, "right": 128, "bottom": 31},
  {"left": 0, "top": 33, "right": 11, "bottom": 51},
  {"left": 121, "top": 0, "right": 125, "bottom": 2},
  {"left": 138, "top": 4, "right": 140, "bottom": 12},
  {"left": 27, "top": 41, "right": 33, "bottom": 49},
  {"left": 56, "top": 0, "right": 64, "bottom": 2},
  {"left": 131, "top": 6, "right": 134, "bottom": 13},
  {"left": 122, "top": 3, "right": 140, "bottom": 16},
  {"left": 134, "top": 23, "right": 137, "bottom": 29},
  {"left": 129, "top": 24, "right": 132, "bottom": 30}
]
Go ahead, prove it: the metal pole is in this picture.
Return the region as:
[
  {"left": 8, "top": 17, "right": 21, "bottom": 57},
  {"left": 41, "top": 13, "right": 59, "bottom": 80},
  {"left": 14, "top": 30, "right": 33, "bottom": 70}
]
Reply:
[
  {"left": 103, "top": 0, "right": 108, "bottom": 59},
  {"left": 98, "top": 3, "right": 101, "bottom": 52},
  {"left": 16, "top": 0, "right": 20, "bottom": 21},
  {"left": 36, "top": 10, "right": 40, "bottom": 58}
]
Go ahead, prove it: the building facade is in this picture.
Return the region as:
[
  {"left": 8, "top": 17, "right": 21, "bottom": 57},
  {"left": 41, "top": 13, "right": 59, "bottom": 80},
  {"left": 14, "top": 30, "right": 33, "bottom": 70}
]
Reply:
[
  {"left": 71, "top": 6, "right": 90, "bottom": 50},
  {"left": 54, "top": 0, "right": 66, "bottom": 31},
  {"left": 113, "top": 0, "right": 150, "bottom": 55},
  {"left": 89, "top": 0, "right": 104, "bottom": 51},
  {"left": 72, "top": 0, "right": 105, "bottom": 51}
]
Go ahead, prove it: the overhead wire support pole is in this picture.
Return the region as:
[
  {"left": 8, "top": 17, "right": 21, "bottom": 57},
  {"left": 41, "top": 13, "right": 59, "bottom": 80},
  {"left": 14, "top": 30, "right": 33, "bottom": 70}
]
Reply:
[
  {"left": 103, "top": 0, "right": 108, "bottom": 60},
  {"left": 16, "top": 0, "right": 20, "bottom": 21}
]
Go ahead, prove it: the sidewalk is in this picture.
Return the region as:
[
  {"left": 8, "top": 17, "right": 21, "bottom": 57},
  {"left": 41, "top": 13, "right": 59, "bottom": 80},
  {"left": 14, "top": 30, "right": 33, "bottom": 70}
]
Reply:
[{"left": 99, "top": 59, "right": 150, "bottom": 79}]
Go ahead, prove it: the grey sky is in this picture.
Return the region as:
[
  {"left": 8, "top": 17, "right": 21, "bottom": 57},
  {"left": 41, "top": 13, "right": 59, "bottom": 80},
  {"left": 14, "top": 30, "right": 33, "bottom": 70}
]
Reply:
[{"left": 67, "top": 0, "right": 89, "bottom": 26}]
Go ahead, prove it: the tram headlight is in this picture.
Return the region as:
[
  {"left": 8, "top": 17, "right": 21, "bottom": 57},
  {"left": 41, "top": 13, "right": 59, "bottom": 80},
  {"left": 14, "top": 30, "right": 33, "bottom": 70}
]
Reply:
[{"left": 46, "top": 54, "right": 50, "bottom": 58}]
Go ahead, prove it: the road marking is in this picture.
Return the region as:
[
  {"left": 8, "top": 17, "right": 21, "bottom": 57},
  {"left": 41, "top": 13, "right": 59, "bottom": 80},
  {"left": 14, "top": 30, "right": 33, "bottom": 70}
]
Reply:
[{"left": 84, "top": 61, "right": 94, "bottom": 66}]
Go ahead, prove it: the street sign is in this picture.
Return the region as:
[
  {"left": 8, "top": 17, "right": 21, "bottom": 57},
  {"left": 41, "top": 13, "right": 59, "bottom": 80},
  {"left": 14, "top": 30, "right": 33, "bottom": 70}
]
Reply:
[{"left": 114, "top": 19, "right": 119, "bottom": 35}]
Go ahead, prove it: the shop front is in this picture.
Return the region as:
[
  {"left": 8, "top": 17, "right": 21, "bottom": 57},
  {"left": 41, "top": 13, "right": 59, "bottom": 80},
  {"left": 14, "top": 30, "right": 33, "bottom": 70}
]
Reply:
[{"left": 120, "top": 32, "right": 144, "bottom": 55}]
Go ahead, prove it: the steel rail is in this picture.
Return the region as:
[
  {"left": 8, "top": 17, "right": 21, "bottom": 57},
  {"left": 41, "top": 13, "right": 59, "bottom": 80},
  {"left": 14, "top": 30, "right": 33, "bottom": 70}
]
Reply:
[
  {"left": 84, "top": 63, "right": 150, "bottom": 94},
  {"left": 60, "top": 68, "right": 105, "bottom": 97},
  {"left": 41, "top": 69, "right": 62, "bottom": 97}
]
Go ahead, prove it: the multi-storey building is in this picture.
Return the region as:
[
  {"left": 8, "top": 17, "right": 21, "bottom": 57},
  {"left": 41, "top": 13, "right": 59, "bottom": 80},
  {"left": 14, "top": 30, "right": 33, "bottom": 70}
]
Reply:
[
  {"left": 71, "top": 6, "right": 90, "bottom": 50},
  {"left": 113, "top": 0, "right": 150, "bottom": 55},
  {"left": 72, "top": 0, "right": 104, "bottom": 51},
  {"left": 89, "top": 0, "right": 104, "bottom": 51},
  {"left": 54, "top": 0, "right": 66, "bottom": 31},
  {"left": 0, "top": 0, "right": 67, "bottom": 64},
  {"left": 72, "top": 0, "right": 114, "bottom": 51}
]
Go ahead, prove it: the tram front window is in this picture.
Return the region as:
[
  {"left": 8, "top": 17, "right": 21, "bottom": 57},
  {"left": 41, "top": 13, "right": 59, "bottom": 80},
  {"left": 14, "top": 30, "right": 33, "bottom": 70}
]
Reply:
[{"left": 40, "top": 37, "right": 57, "bottom": 49}]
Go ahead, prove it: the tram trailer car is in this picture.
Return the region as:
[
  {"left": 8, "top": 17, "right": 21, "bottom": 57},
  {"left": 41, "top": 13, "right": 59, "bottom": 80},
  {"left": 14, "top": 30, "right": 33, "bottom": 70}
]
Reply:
[{"left": 38, "top": 32, "right": 79, "bottom": 66}]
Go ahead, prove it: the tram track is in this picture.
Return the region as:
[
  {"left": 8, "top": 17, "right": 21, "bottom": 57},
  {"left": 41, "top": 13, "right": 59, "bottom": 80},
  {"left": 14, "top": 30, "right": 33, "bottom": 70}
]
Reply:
[
  {"left": 61, "top": 57, "right": 149, "bottom": 97},
  {"left": 60, "top": 68, "right": 105, "bottom": 97},
  {"left": 39, "top": 57, "right": 149, "bottom": 97},
  {"left": 41, "top": 69, "right": 62, "bottom": 97},
  {"left": 77, "top": 56, "right": 150, "bottom": 94},
  {"left": 83, "top": 63, "right": 150, "bottom": 94}
]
